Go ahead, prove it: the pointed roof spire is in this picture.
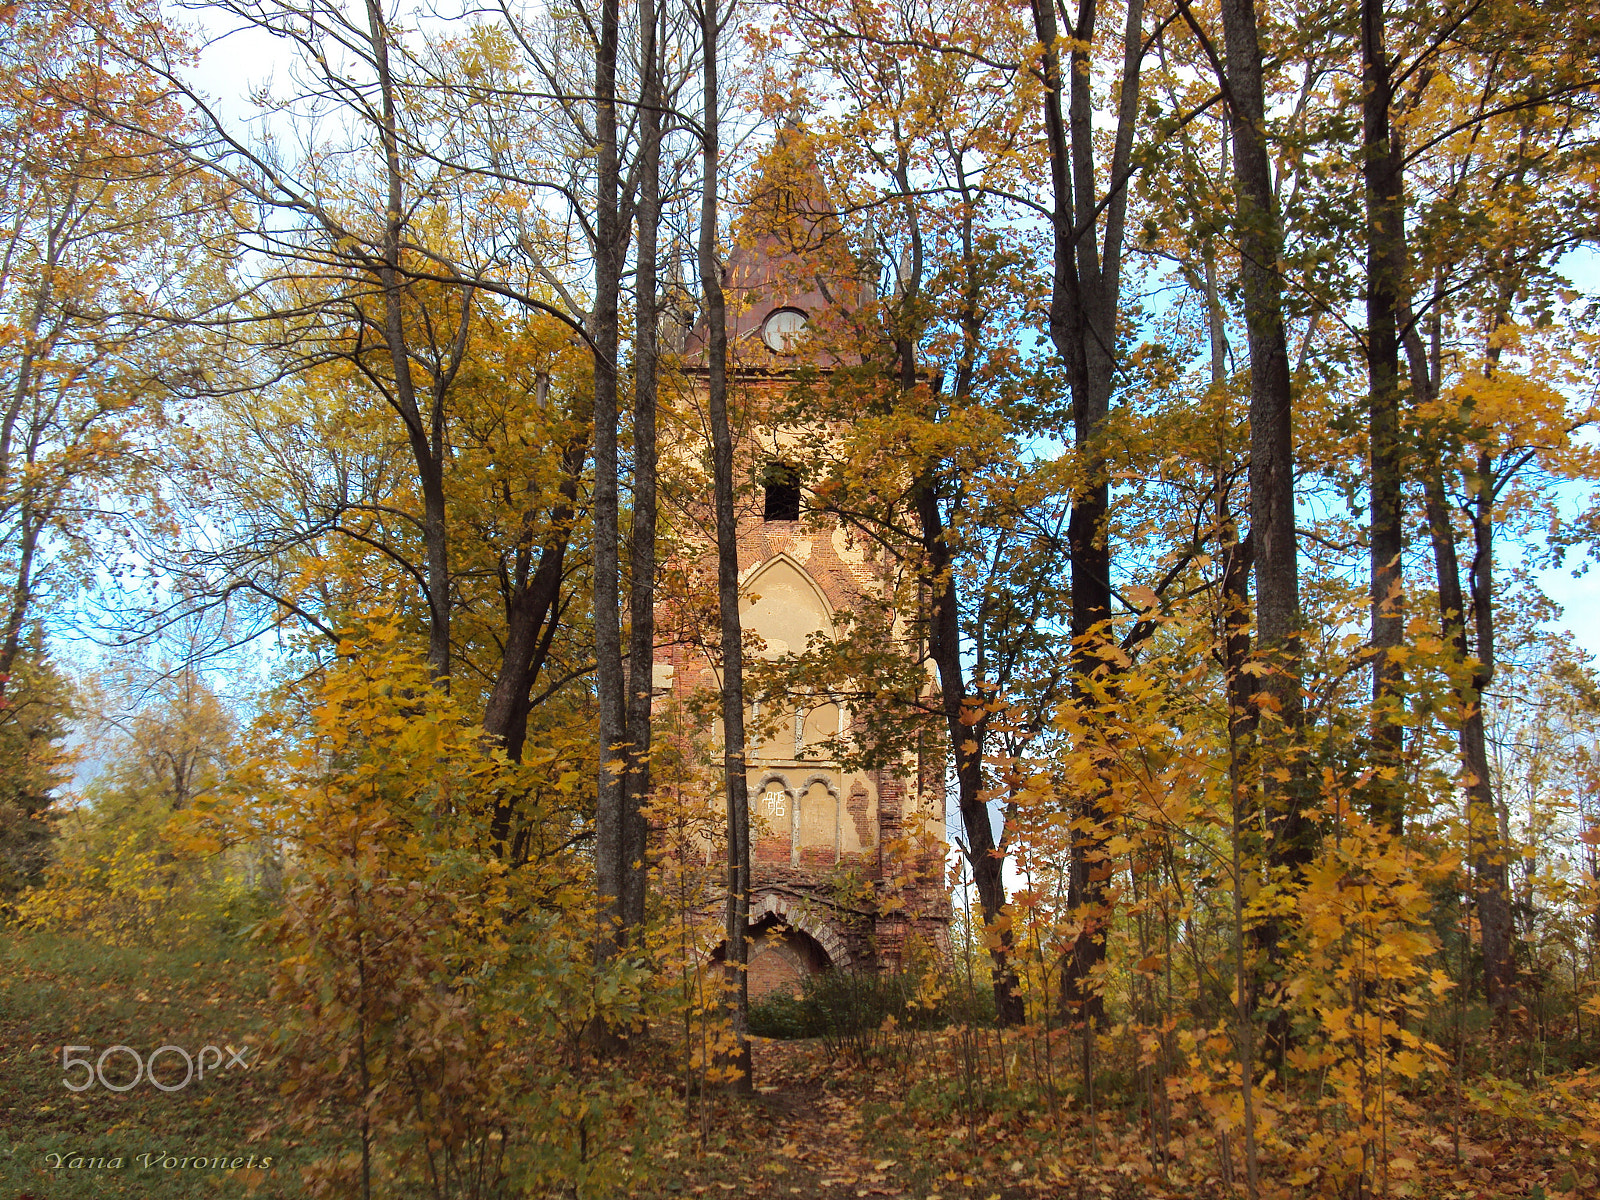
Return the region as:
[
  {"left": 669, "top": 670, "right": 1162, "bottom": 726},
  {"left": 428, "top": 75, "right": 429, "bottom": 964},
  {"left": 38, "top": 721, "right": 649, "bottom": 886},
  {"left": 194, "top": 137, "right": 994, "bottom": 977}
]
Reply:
[{"left": 683, "top": 126, "right": 864, "bottom": 365}]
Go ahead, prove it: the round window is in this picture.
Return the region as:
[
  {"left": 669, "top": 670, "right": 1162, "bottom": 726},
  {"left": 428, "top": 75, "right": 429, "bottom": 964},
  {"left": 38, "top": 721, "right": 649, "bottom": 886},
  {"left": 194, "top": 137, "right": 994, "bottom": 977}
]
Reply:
[{"left": 761, "top": 308, "right": 808, "bottom": 353}]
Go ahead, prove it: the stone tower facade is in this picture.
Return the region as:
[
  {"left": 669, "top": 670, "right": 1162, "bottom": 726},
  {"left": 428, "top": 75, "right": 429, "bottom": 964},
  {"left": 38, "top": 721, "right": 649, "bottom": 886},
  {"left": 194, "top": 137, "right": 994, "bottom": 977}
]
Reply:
[{"left": 655, "top": 151, "right": 949, "bottom": 999}]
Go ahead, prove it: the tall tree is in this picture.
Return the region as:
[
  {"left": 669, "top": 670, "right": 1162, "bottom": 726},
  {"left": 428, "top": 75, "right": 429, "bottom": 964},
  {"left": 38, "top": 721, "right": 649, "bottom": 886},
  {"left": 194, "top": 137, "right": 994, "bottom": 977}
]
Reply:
[
  {"left": 0, "top": 0, "right": 217, "bottom": 699},
  {"left": 93, "top": 1, "right": 631, "bottom": 875},
  {"left": 86, "top": 0, "right": 562, "bottom": 688},
  {"left": 1361, "top": 0, "right": 1406, "bottom": 833},
  {"left": 1028, "top": 0, "right": 1150, "bottom": 1022},
  {"left": 1170, "top": 0, "right": 1316, "bottom": 1061},
  {"left": 361, "top": 0, "right": 459, "bottom": 684},
  {"left": 621, "top": 0, "right": 664, "bottom": 933},
  {"left": 481, "top": 0, "right": 691, "bottom": 939},
  {"left": 1213, "top": 0, "right": 1311, "bottom": 864},
  {"left": 1391, "top": 0, "right": 1600, "bottom": 1011},
  {"left": 588, "top": 0, "right": 633, "bottom": 952},
  {"left": 695, "top": 0, "right": 752, "bottom": 1088}
]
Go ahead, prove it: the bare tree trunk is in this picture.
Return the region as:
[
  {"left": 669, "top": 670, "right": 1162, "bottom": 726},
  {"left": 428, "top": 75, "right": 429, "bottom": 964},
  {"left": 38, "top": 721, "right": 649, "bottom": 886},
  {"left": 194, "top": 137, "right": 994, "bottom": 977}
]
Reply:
[
  {"left": 1362, "top": 0, "right": 1406, "bottom": 833},
  {"left": 365, "top": 0, "right": 453, "bottom": 684},
  {"left": 485, "top": 422, "right": 587, "bottom": 850},
  {"left": 1217, "top": 0, "right": 1312, "bottom": 1066},
  {"left": 0, "top": 280, "right": 53, "bottom": 702},
  {"left": 1421, "top": 445, "right": 1515, "bottom": 1013},
  {"left": 697, "top": 0, "right": 752, "bottom": 1090},
  {"left": 1218, "top": 0, "right": 1307, "bottom": 839},
  {"left": 1031, "top": 0, "right": 1146, "bottom": 1028},
  {"left": 1403, "top": 306, "right": 1517, "bottom": 1016},
  {"left": 622, "top": 0, "right": 662, "bottom": 931},
  {"left": 482, "top": 424, "right": 586, "bottom": 755},
  {"left": 1204, "top": 247, "right": 1258, "bottom": 748},
  {"left": 1465, "top": 442, "right": 1514, "bottom": 1014},
  {"left": 590, "top": 0, "right": 627, "bottom": 952},
  {"left": 914, "top": 474, "right": 1025, "bottom": 1026}
]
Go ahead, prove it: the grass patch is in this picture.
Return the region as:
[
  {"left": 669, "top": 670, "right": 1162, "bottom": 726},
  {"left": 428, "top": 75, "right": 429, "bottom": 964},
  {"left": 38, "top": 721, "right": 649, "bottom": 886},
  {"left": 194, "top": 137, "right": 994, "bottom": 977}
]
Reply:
[{"left": 0, "top": 927, "right": 314, "bottom": 1198}]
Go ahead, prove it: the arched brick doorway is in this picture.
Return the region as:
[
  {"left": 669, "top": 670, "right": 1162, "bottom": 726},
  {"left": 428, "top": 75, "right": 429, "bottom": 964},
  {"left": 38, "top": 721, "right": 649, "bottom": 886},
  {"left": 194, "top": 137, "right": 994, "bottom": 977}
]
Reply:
[{"left": 745, "top": 891, "right": 851, "bottom": 1000}]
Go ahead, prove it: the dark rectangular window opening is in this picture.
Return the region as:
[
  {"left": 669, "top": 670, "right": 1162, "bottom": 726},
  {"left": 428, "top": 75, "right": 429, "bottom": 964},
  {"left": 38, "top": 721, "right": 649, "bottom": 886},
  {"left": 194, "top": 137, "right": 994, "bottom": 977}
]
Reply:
[{"left": 763, "top": 463, "right": 801, "bottom": 521}]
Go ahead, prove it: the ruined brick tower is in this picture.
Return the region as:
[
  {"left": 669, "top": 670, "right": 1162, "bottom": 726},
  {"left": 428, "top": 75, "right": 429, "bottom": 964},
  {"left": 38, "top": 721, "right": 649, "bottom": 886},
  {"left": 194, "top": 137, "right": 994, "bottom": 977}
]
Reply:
[{"left": 655, "top": 144, "right": 950, "bottom": 999}]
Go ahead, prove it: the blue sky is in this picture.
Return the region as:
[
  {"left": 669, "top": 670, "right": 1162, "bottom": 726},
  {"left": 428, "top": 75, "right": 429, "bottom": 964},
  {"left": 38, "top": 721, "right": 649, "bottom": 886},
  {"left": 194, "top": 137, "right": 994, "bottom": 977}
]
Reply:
[{"left": 1536, "top": 246, "right": 1600, "bottom": 656}]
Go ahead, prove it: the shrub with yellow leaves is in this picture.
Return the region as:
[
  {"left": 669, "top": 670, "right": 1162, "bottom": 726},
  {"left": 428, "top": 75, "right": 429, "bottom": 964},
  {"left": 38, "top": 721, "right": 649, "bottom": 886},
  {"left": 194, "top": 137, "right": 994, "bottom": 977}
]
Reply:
[
  {"left": 236, "top": 622, "right": 651, "bottom": 1200},
  {"left": 1280, "top": 777, "right": 1456, "bottom": 1198}
]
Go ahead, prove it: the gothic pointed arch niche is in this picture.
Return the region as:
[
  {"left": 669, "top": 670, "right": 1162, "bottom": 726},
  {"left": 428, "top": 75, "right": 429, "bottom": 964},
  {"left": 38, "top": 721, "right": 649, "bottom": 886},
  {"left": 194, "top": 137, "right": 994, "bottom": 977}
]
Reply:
[
  {"left": 739, "top": 552, "right": 835, "bottom": 659},
  {"left": 795, "top": 771, "right": 841, "bottom": 866}
]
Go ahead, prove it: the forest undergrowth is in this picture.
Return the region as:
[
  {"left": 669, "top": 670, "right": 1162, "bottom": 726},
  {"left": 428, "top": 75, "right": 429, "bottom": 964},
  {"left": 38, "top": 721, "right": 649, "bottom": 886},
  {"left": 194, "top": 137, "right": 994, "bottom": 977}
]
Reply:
[
  {"left": 4, "top": 928, "right": 1598, "bottom": 1200},
  {"left": 657, "top": 1010, "right": 1600, "bottom": 1200}
]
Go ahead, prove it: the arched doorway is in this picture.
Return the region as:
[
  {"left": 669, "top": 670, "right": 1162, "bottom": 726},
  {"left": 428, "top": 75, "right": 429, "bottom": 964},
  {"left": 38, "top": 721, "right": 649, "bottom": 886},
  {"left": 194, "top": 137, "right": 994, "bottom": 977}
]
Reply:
[
  {"left": 744, "top": 891, "right": 851, "bottom": 1000},
  {"left": 747, "top": 916, "right": 829, "bottom": 1000}
]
